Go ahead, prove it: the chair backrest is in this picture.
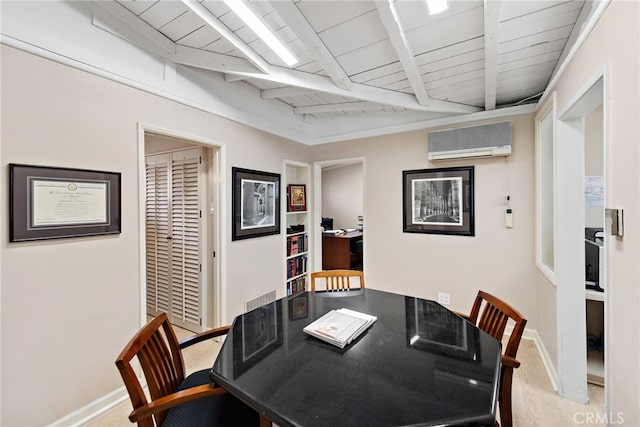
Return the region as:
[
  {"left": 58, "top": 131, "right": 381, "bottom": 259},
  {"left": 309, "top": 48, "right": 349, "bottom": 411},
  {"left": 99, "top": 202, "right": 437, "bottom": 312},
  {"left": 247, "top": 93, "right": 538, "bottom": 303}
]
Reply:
[
  {"left": 310, "top": 269, "right": 365, "bottom": 292},
  {"left": 467, "top": 291, "right": 526, "bottom": 427},
  {"left": 116, "top": 313, "right": 186, "bottom": 427},
  {"left": 467, "top": 290, "right": 527, "bottom": 360}
]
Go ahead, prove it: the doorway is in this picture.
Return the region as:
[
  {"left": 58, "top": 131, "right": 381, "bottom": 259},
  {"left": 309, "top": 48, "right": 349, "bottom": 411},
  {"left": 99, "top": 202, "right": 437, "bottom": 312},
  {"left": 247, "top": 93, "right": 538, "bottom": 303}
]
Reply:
[
  {"left": 555, "top": 73, "right": 608, "bottom": 408},
  {"left": 141, "top": 128, "right": 223, "bottom": 333},
  {"left": 313, "top": 158, "right": 366, "bottom": 273}
]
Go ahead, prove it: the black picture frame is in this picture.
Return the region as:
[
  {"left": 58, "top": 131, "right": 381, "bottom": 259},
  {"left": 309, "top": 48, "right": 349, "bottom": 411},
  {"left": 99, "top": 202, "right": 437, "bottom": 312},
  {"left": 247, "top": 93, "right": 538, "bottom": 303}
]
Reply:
[
  {"left": 288, "top": 293, "right": 309, "bottom": 320},
  {"left": 405, "top": 297, "right": 480, "bottom": 361},
  {"left": 233, "top": 301, "right": 283, "bottom": 379},
  {"left": 232, "top": 167, "right": 281, "bottom": 241},
  {"left": 402, "top": 166, "right": 474, "bottom": 236},
  {"left": 9, "top": 163, "right": 121, "bottom": 242}
]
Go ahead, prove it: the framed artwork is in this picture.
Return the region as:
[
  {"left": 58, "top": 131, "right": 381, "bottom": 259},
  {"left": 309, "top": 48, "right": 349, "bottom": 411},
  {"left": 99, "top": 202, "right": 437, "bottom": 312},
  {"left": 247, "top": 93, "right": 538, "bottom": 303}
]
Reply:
[
  {"left": 402, "top": 166, "right": 474, "bottom": 236},
  {"left": 288, "top": 293, "right": 309, "bottom": 320},
  {"left": 9, "top": 163, "right": 121, "bottom": 242},
  {"left": 233, "top": 302, "right": 283, "bottom": 378},
  {"left": 405, "top": 297, "right": 480, "bottom": 361},
  {"left": 232, "top": 167, "right": 281, "bottom": 241},
  {"left": 287, "top": 184, "right": 307, "bottom": 212}
]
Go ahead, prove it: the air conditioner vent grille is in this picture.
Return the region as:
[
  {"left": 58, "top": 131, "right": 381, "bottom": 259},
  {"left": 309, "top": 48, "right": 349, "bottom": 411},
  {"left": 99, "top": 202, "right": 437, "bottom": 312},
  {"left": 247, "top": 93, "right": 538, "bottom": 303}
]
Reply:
[{"left": 428, "top": 121, "right": 511, "bottom": 160}]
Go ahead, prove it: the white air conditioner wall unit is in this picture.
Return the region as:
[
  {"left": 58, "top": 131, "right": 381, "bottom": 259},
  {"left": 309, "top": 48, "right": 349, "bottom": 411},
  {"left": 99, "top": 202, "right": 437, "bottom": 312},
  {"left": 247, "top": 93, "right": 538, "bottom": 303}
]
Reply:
[{"left": 427, "top": 121, "right": 512, "bottom": 161}]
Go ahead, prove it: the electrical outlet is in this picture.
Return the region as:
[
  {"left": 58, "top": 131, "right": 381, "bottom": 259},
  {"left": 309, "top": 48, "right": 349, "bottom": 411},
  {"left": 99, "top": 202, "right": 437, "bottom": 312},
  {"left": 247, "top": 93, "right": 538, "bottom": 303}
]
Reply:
[{"left": 437, "top": 292, "right": 450, "bottom": 305}]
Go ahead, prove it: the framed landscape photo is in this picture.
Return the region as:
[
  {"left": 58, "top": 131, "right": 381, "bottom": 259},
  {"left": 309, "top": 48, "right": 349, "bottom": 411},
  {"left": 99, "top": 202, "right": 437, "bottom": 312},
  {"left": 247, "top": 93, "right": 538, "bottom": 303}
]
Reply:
[
  {"left": 232, "top": 167, "right": 281, "bottom": 241},
  {"left": 9, "top": 163, "right": 121, "bottom": 242},
  {"left": 402, "top": 166, "right": 474, "bottom": 236},
  {"left": 287, "top": 184, "right": 306, "bottom": 212}
]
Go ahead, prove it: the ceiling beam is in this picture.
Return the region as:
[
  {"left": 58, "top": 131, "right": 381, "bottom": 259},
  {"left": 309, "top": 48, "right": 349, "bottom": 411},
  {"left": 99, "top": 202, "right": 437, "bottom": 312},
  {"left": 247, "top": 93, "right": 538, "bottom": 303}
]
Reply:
[
  {"left": 484, "top": 0, "right": 501, "bottom": 110},
  {"left": 223, "top": 66, "right": 479, "bottom": 114},
  {"left": 375, "top": 0, "right": 430, "bottom": 105},
  {"left": 180, "top": 0, "right": 270, "bottom": 74},
  {"left": 295, "top": 101, "right": 385, "bottom": 115},
  {"left": 262, "top": 86, "right": 323, "bottom": 99},
  {"left": 174, "top": 45, "right": 258, "bottom": 74},
  {"left": 270, "top": 0, "right": 352, "bottom": 91},
  {"left": 93, "top": 0, "right": 478, "bottom": 114}
]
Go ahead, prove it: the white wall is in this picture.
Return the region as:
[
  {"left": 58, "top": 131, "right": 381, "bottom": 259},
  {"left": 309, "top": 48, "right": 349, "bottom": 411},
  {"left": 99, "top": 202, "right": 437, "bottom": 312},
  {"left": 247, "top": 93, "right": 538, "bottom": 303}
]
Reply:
[
  {"left": 321, "top": 164, "right": 363, "bottom": 229},
  {"left": 311, "top": 115, "right": 538, "bottom": 325},
  {"left": 0, "top": 45, "right": 308, "bottom": 426},
  {"left": 585, "top": 106, "right": 604, "bottom": 228},
  {"left": 544, "top": 1, "right": 640, "bottom": 422}
]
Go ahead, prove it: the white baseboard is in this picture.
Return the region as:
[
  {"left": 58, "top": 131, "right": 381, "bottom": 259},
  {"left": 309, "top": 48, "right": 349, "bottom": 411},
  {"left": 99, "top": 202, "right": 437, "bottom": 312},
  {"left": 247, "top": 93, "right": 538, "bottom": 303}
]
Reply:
[
  {"left": 505, "top": 324, "right": 559, "bottom": 392},
  {"left": 47, "top": 386, "right": 130, "bottom": 427}
]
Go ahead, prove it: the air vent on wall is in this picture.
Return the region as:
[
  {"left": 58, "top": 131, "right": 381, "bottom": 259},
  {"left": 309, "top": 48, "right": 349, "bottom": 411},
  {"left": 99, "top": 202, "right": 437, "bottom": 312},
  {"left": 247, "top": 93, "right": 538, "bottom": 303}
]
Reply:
[
  {"left": 246, "top": 290, "right": 276, "bottom": 312},
  {"left": 428, "top": 121, "right": 512, "bottom": 161}
]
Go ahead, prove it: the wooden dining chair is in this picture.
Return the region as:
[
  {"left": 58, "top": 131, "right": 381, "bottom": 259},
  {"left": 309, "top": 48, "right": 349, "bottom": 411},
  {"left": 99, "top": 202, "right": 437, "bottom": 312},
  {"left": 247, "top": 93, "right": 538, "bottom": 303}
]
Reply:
[
  {"left": 310, "top": 269, "right": 365, "bottom": 292},
  {"left": 116, "top": 313, "right": 268, "bottom": 427},
  {"left": 459, "top": 291, "right": 527, "bottom": 427}
]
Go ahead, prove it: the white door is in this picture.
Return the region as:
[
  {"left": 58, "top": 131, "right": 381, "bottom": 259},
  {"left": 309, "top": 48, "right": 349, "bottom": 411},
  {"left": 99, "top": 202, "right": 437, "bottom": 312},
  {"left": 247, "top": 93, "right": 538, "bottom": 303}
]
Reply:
[{"left": 146, "top": 148, "right": 203, "bottom": 331}]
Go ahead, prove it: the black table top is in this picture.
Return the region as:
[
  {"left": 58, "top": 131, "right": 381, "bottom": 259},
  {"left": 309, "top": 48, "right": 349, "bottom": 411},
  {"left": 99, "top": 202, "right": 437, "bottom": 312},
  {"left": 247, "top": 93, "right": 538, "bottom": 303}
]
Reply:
[{"left": 211, "top": 289, "right": 501, "bottom": 427}]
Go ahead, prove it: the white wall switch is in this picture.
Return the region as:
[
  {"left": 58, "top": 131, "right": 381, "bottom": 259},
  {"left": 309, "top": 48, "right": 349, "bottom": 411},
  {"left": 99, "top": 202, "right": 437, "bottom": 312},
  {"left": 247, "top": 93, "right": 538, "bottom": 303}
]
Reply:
[{"left": 506, "top": 208, "right": 513, "bottom": 228}]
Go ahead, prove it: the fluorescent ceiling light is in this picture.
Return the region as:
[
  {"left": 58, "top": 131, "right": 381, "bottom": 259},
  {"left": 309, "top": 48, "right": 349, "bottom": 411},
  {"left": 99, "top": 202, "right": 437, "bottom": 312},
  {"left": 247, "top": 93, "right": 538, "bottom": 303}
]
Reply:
[
  {"left": 426, "top": 0, "right": 448, "bottom": 15},
  {"left": 222, "top": 0, "right": 298, "bottom": 66}
]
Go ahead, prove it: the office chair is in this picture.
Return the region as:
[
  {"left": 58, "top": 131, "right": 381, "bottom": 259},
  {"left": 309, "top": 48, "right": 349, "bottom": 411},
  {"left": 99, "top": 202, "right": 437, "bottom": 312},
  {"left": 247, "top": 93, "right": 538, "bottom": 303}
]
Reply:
[
  {"left": 116, "top": 313, "right": 266, "bottom": 427},
  {"left": 459, "top": 291, "right": 527, "bottom": 427},
  {"left": 310, "top": 269, "right": 365, "bottom": 292}
]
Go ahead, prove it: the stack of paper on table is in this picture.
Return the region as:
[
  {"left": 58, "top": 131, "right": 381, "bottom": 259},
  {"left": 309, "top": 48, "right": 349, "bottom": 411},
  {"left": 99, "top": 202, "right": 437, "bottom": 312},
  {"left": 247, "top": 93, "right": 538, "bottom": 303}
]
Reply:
[{"left": 303, "top": 308, "right": 377, "bottom": 348}]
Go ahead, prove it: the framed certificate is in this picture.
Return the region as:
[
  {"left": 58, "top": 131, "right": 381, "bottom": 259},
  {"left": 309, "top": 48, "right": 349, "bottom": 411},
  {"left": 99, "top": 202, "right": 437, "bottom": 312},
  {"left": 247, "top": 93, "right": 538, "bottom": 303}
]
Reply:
[
  {"left": 287, "top": 184, "right": 306, "bottom": 212},
  {"left": 9, "top": 164, "right": 121, "bottom": 241}
]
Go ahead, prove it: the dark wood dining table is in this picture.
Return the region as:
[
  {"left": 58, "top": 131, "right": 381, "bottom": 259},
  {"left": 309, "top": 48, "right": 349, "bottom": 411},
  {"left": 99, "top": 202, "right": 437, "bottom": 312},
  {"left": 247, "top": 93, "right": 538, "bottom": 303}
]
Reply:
[{"left": 210, "top": 288, "right": 501, "bottom": 427}]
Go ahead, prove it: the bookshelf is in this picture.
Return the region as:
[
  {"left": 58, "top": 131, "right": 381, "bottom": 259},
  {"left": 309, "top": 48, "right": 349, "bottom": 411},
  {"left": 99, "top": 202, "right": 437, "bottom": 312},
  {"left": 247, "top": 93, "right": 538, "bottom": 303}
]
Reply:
[{"left": 284, "top": 160, "right": 311, "bottom": 295}]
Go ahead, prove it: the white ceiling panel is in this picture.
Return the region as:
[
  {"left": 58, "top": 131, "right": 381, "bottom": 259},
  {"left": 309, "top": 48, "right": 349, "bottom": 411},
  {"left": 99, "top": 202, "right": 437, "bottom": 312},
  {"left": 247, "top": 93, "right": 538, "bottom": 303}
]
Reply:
[
  {"left": 176, "top": 25, "right": 220, "bottom": 48},
  {"left": 498, "top": 51, "right": 562, "bottom": 73},
  {"left": 319, "top": 10, "right": 389, "bottom": 57},
  {"left": 499, "top": 26, "right": 574, "bottom": 54},
  {"left": 296, "top": 0, "right": 376, "bottom": 33},
  {"left": 117, "top": 0, "right": 158, "bottom": 16},
  {"left": 159, "top": 10, "right": 204, "bottom": 41},
  {"left": 138, "top": 0, "right": 187, "bottom": 29},
  {"left": 405, "top": 5, "right": 484, "bottom": 55},
  {"left": 350, "top": 61, "right": 404, "bottom": 83},
  {"left": 336, "top": 39, "right": 398, "bottom": 76},
  {"left": 498, "top": 39, "right": 566, "bottom": 64},
  {"left": 427, "top": 68, "right": 485, "bottom": 91}
]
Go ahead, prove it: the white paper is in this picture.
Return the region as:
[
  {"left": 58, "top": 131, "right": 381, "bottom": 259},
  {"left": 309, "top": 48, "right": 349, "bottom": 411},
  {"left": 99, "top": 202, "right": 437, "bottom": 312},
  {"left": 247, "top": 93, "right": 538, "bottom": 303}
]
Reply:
[
  {"left": 304, "top": 308, "right": 377, "bottom": 348},
  {"left": 32, "top": 180, "right": 108, "bottom": 226},
  {"left": 585, "top": 176, "right": 604, "bottom": 207}
]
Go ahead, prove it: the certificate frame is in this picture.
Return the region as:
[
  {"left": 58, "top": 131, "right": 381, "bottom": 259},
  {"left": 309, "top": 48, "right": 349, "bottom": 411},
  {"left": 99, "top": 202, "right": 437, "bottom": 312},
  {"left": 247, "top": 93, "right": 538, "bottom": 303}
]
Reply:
[
  {"left": 9, "top": 164, "right": 121, "bottom": 242},
  {"left": 287, "top": 184, "right": 307, "bottom": 212}
]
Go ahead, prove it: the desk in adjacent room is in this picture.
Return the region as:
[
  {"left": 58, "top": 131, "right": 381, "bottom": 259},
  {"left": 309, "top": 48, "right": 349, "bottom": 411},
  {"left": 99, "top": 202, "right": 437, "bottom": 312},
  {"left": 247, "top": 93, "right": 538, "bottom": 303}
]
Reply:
[
  {"left": 211, "top": 289, "right": 501, "bottom": 427},
  {"left": 322, "top": 230, "right": 363, "bottom": 270}
]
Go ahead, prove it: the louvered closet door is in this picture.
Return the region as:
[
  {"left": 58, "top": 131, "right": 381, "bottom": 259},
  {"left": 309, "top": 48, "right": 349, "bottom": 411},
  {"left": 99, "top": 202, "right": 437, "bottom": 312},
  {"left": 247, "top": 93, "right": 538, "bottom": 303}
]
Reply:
[
  {"left": 146, "top": 154, "right": 171, "bottom": 317},
  {"left": 145, "top": 148, "right": 202, "bottom": 331},
  {"left": 169, "top": 149, "right": 202, "bottom": 330}
]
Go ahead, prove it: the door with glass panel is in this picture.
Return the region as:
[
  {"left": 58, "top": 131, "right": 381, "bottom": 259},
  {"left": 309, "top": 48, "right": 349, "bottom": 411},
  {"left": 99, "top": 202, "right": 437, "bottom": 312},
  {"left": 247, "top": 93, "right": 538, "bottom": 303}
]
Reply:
[{"left": 145, "top": 147, "right": 202, "bottom": 331}]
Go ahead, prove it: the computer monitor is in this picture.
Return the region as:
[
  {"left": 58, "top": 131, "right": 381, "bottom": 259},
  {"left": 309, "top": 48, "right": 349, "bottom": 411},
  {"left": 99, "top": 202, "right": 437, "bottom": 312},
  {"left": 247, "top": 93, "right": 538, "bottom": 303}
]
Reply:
[
  {"left": 585, "top": 227, "right": 604, "bottom": 291},
  {"left": 321, "top": 217, "right": 334, "bottom": 230}
]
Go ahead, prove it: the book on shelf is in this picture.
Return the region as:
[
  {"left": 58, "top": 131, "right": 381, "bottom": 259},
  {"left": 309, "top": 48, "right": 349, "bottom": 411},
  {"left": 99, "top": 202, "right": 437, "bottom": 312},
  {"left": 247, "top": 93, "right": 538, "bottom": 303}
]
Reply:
[
  {"left": 287, "top": 255, "right": 307, "bottom": 279},
  {"left": 303, "top": 308, "right": 377, "bottom": 348},
  {"left": 287, "top": 234, "right": 308, "bottom": 257},
  {"left": 287, "top": 275, "right": 307, "bottom": 294}
]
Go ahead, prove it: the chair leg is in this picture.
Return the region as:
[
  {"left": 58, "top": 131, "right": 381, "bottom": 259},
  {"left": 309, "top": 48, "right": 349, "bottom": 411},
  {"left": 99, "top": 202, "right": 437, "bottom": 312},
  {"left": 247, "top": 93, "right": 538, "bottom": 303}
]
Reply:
[
  {"left": 259, "top": 414, "right": 272, "bottom": 427},
  {"left": 500, "top": 368, "right": 514, "bottom": 427}
]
